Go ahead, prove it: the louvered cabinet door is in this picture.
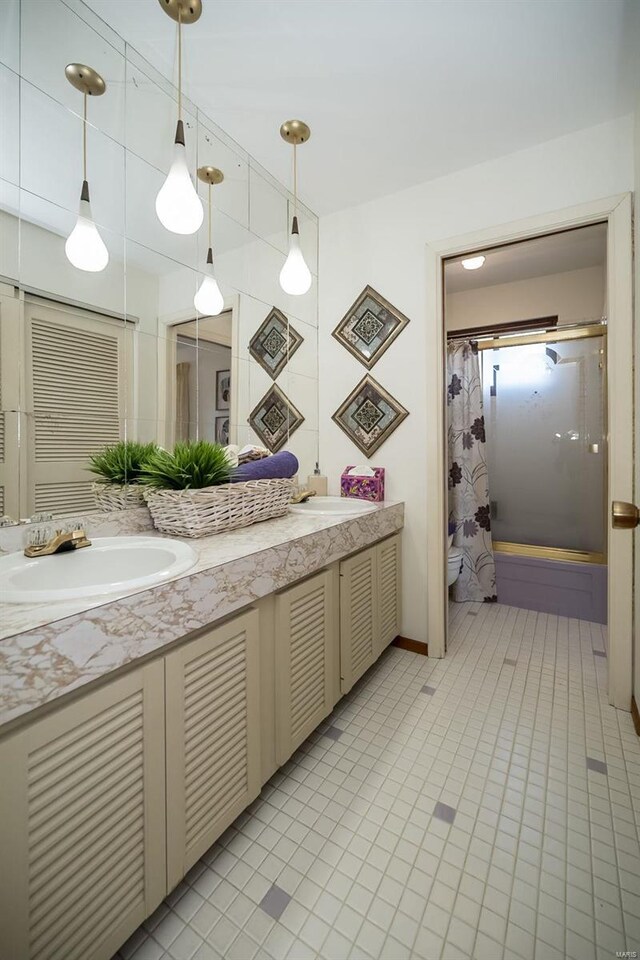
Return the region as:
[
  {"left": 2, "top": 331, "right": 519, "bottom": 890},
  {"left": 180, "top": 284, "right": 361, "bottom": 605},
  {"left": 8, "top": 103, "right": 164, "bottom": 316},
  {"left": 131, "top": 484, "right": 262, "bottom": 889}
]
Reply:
[
  {"left": 274, "top": 570, "right": 337, "bottom": 764},
  {"left": 377, "top": 534, "right": 402, "bottom": 654},
  {"left": 0, "top": 661, "right": 166, "bottom": 960},
  {"left": 339, "top": 545, "right": 379, "bottom": 694},
  {"left": 165, "top": 610, "right": 261, "bottom": 890}
]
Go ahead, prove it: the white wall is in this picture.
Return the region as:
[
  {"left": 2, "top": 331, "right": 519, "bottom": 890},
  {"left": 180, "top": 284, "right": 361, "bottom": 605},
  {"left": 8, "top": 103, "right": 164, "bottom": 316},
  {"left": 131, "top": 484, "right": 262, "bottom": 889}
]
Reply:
[
  {"left": 634, "top": 95, "right": 640, "bottom": 705},
  {"left": 319, "top": 116, "right": 634, "bottom": 646},
  {"left": 445, "top": 265, "right": 605, "bottom": 331}
]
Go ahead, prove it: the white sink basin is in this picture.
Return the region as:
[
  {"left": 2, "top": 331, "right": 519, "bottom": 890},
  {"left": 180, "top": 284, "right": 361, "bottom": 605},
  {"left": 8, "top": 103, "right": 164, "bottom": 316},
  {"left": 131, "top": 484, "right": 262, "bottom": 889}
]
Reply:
[
  {"left": 289, "top": 496, "right": 378, "bottom": 516},
  {"left": 0, "top": 536, "right": 198, "bottom": 604}
]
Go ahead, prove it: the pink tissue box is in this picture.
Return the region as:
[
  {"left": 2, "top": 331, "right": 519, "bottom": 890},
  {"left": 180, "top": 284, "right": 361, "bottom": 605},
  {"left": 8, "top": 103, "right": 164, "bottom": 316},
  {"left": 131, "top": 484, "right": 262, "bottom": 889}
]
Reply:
[{"left": 340, "top": 466, "right": 385, "bottom": 502}]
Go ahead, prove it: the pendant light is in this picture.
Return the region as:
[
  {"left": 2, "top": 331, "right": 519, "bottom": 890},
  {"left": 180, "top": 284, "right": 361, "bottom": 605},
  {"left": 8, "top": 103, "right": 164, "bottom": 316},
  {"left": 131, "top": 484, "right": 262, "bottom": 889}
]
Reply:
[
  {"left": 194, "top": 166, "right": 224, "bottom": 316},
  {"left": 64, "top": 64, "right": 109, "bottom": 272},
  {"left": 155, "top": 0, "right": 204, "bottom": 235},
  {"left": 279, "top": 120, "right": 312, "bottom": 296}
]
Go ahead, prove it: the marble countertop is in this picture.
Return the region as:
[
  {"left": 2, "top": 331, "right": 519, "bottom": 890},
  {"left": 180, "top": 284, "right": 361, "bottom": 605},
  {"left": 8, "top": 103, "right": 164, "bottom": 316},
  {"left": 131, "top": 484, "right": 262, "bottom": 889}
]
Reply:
[{"left": 0, "top": 501, "right": 403, "bottom": 730}]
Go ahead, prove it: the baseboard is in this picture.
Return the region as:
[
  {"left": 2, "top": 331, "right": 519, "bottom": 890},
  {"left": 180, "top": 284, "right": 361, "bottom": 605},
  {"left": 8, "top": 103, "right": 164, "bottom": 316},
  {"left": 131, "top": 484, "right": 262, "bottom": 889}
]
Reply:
[
  {"left": 631, "top": 696, "right": 640, "bottom": 737},
  {"left": 392, "top": 636, "right": 429, "bottom": 656}
]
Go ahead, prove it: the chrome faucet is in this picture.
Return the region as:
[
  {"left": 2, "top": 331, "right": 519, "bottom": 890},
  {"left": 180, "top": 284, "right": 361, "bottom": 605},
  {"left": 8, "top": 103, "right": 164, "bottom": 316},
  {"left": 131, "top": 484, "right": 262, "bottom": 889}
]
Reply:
[{"left": 24, "top": 528, "right": 92, "bottom": 558}]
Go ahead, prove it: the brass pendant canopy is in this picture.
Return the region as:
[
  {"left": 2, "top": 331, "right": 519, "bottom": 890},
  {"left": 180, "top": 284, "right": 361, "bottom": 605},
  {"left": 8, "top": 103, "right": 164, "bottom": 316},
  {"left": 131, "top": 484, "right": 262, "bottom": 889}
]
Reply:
[
  {"left": 197, "top": 166, "right": 224, "bottom": 185},
  {"left": 65, "top": 63, "right": 106, "bottom": 97},
  {"left": 280, "top": 120, "right": 311, "bottom": 145},
  {"left": 157, "top": 0, "right": 202, "bottom": 23}
]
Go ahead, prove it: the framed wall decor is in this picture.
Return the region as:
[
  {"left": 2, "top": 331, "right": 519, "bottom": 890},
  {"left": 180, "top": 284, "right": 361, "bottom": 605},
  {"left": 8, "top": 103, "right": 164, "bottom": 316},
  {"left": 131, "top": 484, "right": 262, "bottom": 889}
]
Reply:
[
  {"left": 249, "top": 307, "right": 303, "bottom": 380},
  {"left": 332, "top": 374, "right": 408, "bottom": 457},
  {"left": 215, "top": 415, "right": 229, "bottom": 446},
  {"left": 332, "top": 285, "right": 410, "bottom": 369},
  {"left": 249, "top": 384, "right": 305, "bottom": 453},
  {"left": 216, "top": 369, "right": 231, "bottom": 410}
]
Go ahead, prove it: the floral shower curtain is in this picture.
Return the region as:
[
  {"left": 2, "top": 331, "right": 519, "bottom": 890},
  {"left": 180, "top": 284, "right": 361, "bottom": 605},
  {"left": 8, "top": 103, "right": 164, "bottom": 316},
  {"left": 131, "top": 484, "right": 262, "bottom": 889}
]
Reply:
[{"left": 447, "top": 340, "right": 497, "bottom": 602}]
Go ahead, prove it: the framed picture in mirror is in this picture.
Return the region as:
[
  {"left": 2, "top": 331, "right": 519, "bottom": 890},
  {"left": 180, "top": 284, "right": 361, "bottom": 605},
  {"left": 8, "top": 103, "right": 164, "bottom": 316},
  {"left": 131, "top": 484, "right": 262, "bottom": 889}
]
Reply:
[
  {"left": 216, "top": 370, "right": 231, "bottom": 410},
  {"left": 215, "top": 416, "right": 230, "bottom": 446}
]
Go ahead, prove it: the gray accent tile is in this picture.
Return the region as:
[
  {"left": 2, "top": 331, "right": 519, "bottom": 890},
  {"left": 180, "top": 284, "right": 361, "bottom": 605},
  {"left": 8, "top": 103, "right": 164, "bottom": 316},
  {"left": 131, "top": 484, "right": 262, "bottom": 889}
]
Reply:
[
  {"left": 433, "top": 801, "right": 456, "bottom": 824},
  {"left": 259, "top": 884, "right": 291, "bottom": 920},
  {"left": 421, "top": 685, "right": 436, "bottom": 696},
  {"left": 593, "top": 649, "right": 607, "bottom": 658},
  {"left": 323, "top": 725, "right": 343, "bottom": 741},
  {"left": 586, "top": 757, "right": 608, "bottom": 775},
  {"left": 503, "top": 658, "right": 518, "bottom": 666}
]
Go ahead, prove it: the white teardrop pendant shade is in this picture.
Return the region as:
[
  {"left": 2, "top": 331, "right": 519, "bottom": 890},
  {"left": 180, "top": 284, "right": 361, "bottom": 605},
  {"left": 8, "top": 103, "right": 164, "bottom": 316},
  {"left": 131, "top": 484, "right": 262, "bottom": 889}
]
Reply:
[
  {"left": 194, "top": 251, "right": 224, "bottom": 316},
  {"left": 279, "top": 229, "right": 312, "bottom": 296},
  {"left": 156, "top": 141, "right": 204, "bottom": 235},
  {"left": 65, "top": 194, "right": 109, "bottom": 273}
]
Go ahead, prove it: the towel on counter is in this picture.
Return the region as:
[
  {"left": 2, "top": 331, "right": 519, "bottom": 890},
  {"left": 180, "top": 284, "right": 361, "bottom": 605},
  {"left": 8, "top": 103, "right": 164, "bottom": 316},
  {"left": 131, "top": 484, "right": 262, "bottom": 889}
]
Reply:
[{"left": 231, "top": 450, "right": 299, "bottom": 483}]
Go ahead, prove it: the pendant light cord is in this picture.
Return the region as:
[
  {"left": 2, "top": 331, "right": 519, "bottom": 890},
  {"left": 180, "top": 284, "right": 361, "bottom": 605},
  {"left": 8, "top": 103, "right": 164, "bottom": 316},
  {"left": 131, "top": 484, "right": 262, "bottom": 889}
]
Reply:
[
  {"left": 83, "top": 90, "right": 87, "bottom": 182},
  {"left": 177, "top": 8, "right": 182, "bottom": 122},
  {"left": 293, "top": 143, "right": 298, "bottom": 218},
  {"left": 208, "top": 184, "right": 212, "bottom": 249}
]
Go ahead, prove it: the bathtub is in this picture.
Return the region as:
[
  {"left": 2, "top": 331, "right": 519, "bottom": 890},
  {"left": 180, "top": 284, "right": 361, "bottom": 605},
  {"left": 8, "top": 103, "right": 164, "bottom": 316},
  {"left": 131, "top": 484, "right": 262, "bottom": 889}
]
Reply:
[{"left": 494, "top": 551, "right": 607, "bottom": 624}]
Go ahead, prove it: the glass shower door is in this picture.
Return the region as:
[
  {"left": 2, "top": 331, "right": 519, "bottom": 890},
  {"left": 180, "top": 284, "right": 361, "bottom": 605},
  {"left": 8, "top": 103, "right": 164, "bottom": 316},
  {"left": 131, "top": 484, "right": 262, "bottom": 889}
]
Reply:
[{"left": 481, "top": 331, "right": 606, "bottom": 557}]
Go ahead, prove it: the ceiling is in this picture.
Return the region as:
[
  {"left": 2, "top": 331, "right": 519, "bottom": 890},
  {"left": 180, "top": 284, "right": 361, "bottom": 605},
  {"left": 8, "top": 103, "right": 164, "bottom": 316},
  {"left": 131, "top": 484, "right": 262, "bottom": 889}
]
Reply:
[
  {"left": 444, "top": 222, "right": 607, "bottom": 293},
  {"left": 84, "top": 0, "right": 639, "bottom": 216}
]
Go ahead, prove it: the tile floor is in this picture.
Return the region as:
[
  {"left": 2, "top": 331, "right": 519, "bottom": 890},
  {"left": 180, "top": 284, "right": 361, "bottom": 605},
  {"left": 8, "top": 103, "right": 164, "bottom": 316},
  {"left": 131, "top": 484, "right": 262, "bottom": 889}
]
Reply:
[{"left": 116, "top": 602, "right": 640, "bottom": 960}]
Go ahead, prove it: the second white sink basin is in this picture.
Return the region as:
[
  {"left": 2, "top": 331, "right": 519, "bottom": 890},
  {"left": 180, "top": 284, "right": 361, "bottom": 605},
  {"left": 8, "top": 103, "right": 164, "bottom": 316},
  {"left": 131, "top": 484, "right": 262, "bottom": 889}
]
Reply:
[
  {"left": 289, "top": 496, "right": 378, "bottom": 516},
  {"left": 0, "top": 536, "right": 198, "bottom": 604}
]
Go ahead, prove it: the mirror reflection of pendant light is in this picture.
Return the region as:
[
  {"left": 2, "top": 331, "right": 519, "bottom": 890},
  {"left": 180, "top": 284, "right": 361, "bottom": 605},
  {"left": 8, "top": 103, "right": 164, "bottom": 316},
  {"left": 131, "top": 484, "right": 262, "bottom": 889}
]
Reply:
[
  {"left": 279, "top": 120, "right": 312, "bottom": 296},
  {"left": 64, "top": 64, "right": 109, "bottom": 272},
  {"left": 155, "top": 0, "right": 204, "bottom": 235},
  {"left": 194, "top": 166, "right": 225, "bottom": 316}
]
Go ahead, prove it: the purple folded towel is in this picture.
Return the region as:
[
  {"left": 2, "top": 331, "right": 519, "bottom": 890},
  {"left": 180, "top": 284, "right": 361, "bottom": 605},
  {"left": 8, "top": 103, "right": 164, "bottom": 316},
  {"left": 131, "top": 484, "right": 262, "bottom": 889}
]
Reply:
[{"left": 231, "top": 450, "right": 299, "bottom": 483}]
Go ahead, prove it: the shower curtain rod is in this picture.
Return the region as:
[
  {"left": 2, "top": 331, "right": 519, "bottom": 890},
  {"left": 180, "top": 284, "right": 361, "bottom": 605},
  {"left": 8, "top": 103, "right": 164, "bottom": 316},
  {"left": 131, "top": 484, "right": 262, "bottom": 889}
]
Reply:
[{"left": 447, "top": 316, "right": 607, "bottom": 344}]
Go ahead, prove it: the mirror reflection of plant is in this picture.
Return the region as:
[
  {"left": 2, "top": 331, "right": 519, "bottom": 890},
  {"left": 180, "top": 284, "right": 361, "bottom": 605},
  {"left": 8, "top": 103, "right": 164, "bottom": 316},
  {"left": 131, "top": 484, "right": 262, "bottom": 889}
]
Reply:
[
  {"left": 139, "top": 441, "right": 233, "bottom": 490},
  {"left": 89, "top": 441, "right": 158, "bottom": 485}
]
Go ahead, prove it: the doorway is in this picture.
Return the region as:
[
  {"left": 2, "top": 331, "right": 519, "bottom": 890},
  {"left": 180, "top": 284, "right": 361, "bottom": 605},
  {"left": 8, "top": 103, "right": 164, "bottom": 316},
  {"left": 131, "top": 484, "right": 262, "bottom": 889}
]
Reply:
[{"left": 424, "top": 195, "right": 633, "bottom": 711}]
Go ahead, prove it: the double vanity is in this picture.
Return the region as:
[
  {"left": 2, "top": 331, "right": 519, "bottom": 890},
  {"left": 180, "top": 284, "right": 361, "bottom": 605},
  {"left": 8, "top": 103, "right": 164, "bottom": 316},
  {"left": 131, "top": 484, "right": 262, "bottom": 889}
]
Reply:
[{"left": 0, "top": 499, "right": 403, "bottom": 960}]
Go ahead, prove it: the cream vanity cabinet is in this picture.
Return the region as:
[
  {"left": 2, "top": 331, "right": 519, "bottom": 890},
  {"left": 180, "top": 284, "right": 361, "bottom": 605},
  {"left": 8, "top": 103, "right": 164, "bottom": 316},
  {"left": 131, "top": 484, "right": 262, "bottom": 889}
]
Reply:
[
  {"left": 0, "top": 661, "right": 167, "bottom": 960},
  {"left": 339, "top": 533, "right": 402, "bottom": 693},
  {"left": 0, "top": 533, "right": 401, "bottom": 959},
  {"left": 165, "top": 609, "right": 261, "bottom": 889},
  {"left": 274, "top": 568, "right": 340, "bottom": 765}
]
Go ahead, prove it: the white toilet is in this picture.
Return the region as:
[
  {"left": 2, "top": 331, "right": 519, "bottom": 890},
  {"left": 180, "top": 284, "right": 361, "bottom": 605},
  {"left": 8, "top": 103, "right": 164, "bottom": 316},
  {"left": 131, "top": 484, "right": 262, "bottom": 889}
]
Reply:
[{"left": 447, "top": 535, "right": 463, "bottom": 587}]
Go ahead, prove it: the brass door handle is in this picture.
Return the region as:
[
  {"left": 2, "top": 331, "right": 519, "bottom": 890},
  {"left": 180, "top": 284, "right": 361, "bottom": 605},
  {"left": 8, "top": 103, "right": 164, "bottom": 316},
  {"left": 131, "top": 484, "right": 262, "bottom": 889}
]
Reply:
[{"left": 612, "top": 500, "right": 640, "bottom": 529}]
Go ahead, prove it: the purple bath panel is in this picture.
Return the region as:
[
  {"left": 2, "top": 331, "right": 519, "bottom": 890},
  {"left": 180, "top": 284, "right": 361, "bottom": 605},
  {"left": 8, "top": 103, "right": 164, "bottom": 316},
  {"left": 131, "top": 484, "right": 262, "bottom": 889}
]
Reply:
[
  {"left": 493, "top": 552, "right": 607, "bottom": 624},
  {"left": 340, "top": 466, "right": 385, "bottom": 502}
]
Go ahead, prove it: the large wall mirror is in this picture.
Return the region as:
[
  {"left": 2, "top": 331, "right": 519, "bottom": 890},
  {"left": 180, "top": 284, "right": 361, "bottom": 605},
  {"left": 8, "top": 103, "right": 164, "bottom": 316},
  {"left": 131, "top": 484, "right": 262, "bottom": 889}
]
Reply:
[{"left": 0, "top": 0, "right": 319, "bottom": 520}]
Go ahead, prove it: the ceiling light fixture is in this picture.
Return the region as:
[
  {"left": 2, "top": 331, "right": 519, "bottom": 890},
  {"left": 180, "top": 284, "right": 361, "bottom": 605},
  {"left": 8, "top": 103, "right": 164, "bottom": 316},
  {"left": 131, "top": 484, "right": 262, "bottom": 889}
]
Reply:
[
  {"left": 461, "top": 255, "right": 486, "bottom": 271},
  {"left": 194, "top": 166, "right": 224, "bottom": 316},
  {"left": 64, "top": 63, "right": 109, "bottom": 273},
  {"left": 279, "top": 120, "right": 312, "bottom": 296},
  {"left": 155, "top": 0, "right": 204, "bottom": 235}
]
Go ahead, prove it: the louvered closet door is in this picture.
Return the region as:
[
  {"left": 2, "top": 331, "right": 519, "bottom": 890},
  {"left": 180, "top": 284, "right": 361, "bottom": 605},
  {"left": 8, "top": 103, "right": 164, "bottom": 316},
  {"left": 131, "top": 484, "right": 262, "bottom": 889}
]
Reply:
[
  {"left": 377, "top": 534, "right": 402, "bottom": 654},
  {"left": 24, "top": 298, "right": 132, "bottom": 516},
  {"left": 275, "top": 570, "right": 337, "bottom": 765},
  {"left": 165, "top": 610, "right": 261, "bottom": 890},
  {"left": 0, "top": 284, "right": 21, "bottom": 518},
  {"left": 0, "top": 661, "right": 166, "bottom": 960},
  {"left": 340, "top": 545, "right": 379, "bottom": 694}
]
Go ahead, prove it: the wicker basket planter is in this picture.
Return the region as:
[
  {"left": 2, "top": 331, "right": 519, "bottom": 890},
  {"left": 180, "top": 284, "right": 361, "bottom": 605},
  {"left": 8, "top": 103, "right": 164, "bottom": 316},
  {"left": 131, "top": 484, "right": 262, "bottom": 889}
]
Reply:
[
  {"left": 143, "top": 477, "right": 295, "bottom": 538},
  {"left": 92, "top": 482, "right": 147, "bottom": 512}
]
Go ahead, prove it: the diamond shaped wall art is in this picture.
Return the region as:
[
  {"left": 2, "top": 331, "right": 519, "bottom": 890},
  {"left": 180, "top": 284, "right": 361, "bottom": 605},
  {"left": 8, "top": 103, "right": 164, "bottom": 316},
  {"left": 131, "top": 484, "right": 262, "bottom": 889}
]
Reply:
[
  {"left": 332, "top": 375, "right": 408, "bottom": 457},
  {"left": 249, "top": 384, "right": 305, "bottom": 453},
  {"left": 249, "top": 307, "right": 303, "bottom": 380},
  {"left": 332, "top": 285, "right": 410, "bottom": 369}
]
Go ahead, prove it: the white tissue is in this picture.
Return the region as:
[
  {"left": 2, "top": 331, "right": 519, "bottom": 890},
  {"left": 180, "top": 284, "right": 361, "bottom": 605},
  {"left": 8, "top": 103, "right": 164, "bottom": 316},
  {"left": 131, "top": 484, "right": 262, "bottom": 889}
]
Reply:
[{"left": 348, "top": 464, "right": 375, "bottom": 477}]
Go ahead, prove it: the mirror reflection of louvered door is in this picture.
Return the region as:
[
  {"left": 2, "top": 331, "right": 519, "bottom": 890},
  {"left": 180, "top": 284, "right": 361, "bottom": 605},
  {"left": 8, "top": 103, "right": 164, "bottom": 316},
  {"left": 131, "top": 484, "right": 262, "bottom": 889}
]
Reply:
[
  {"left": 275, "top": 569, "right": 338, "bottom": 764},
  {"left": 24, "top": 298, "right": 133, "bottom": 516},
  {"left": 0, "top": 283, "right": 21, "bottom": 519},
  {"left": 165, "top": 610, "right": 261, "bottom": 890}
]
